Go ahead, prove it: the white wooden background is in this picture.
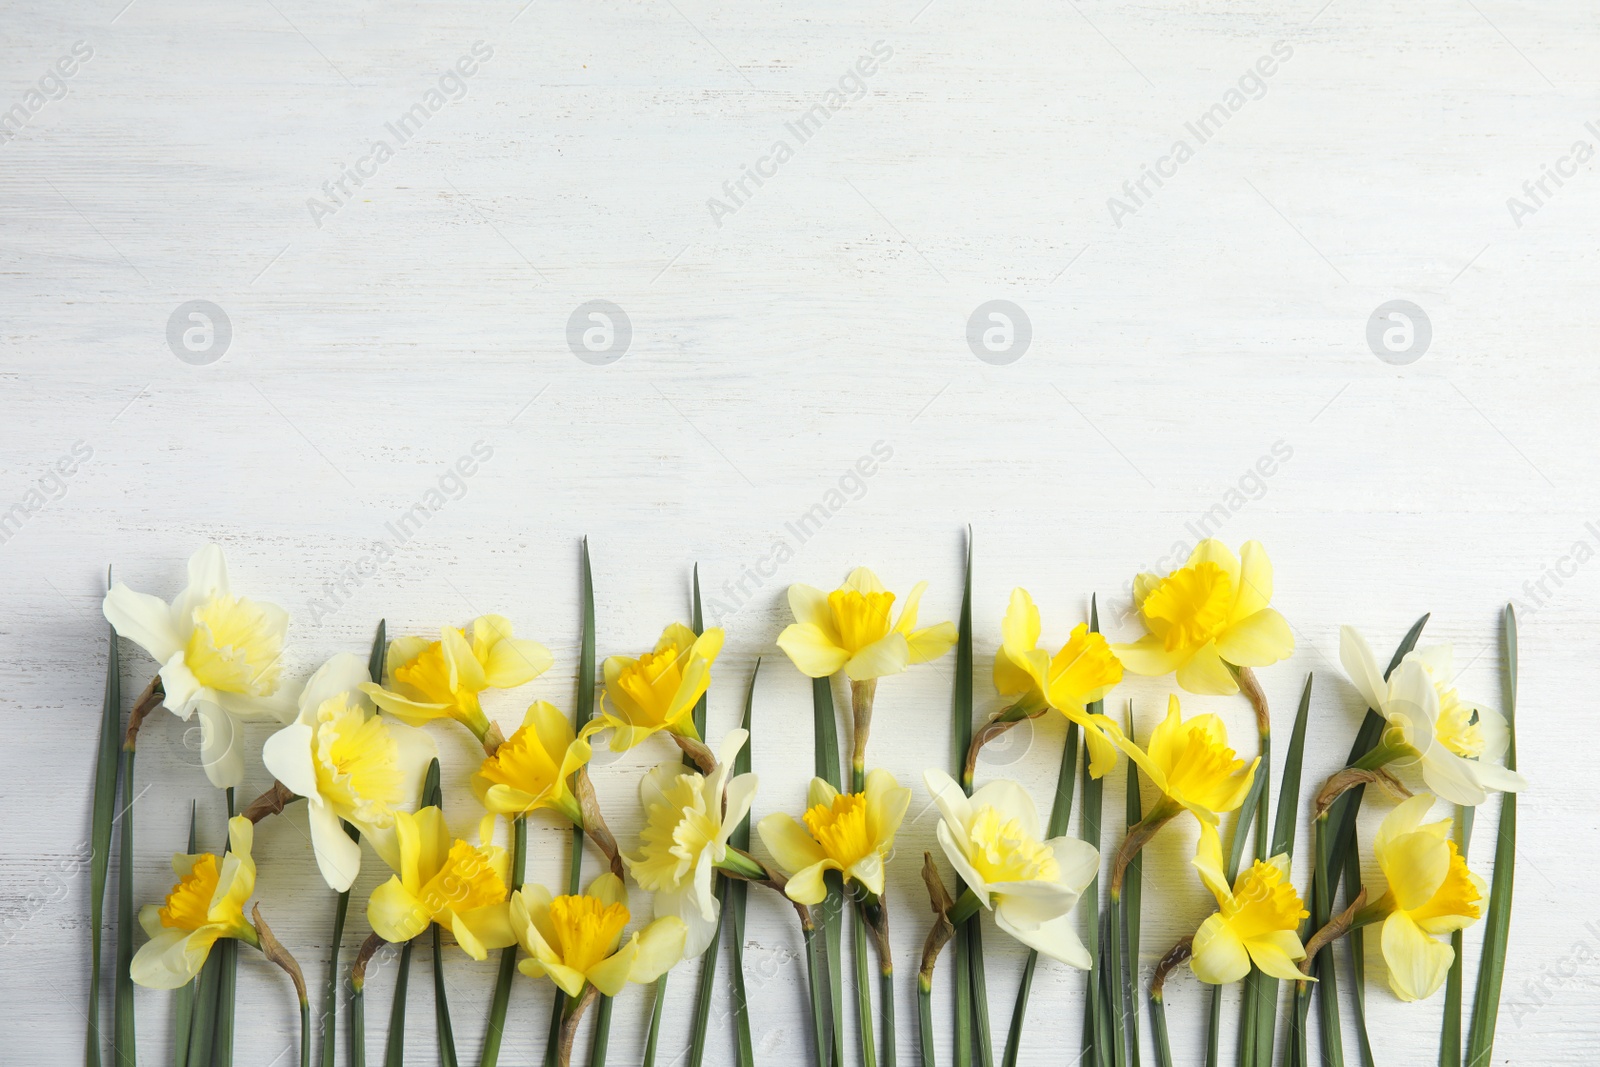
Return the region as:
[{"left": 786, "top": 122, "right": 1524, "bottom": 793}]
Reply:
[{"left": 2, "top": 0, "right": 1595, "bottom": 1063}]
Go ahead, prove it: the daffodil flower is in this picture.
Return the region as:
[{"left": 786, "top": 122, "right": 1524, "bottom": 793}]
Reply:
[
  {"left": 102, "top": 544, "right": 292, "bottom": 788},
  {"left": 1114, "top": 540, "right": 1294, "bottom": 696},
  {"left": 993, "top": 588, "right": 1124, "bottom": 778},
  {"left": 260, "top": 653, "right": 437, "bottom": 892},
  {"left": 757, "top": 768, "right": 911, "bottom": 904},
  {"left": 1340, "top": 627, "right": 1526, "bottom": 807},
  {"left": 1188, "top": 822, "right": 1310, "bottom": 983},
  {"left": 362, "top": 615, "right": 553, "bottom": 750},
  {"left": 923, "top": 769, "right": 1099, "bottom": 968},
  {"left": 595, "top": 623, "right": 723, "bottom": 751},
  {"left": 366, "top": 806, "right": 515, "bottom": 960},
  {"left": 471, "top": 700, "right": 593, "bottom": 826},
  {"left": 131, "top": 816, "right": 259, "bottom": 988},
  {"left": 625, "top": 729, "right": 759, "bottom": 957},
  {"left": 777, "top": 567, "right": 957, "bottom": 681},
  {"left": 511, "top": 872, "right": 687, "bottom": 998},
  {"left": 1367, "top": 794, "right": 1486, "bottom": 1001}
]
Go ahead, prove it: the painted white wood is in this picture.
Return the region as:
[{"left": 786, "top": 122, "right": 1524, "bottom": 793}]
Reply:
[{"left": 2, "top": 0, "right": 1594, "bottom": 1062}]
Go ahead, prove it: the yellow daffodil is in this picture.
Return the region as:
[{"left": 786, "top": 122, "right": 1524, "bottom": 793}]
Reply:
[
  {"left": 261, "top": 653, "right": 436, "bottom": 892},
  {"left": 472, "top": 700, "right": 593, "bottom": 826},
  {"left": 757, "top": 769, "right": 911, "bottom": 904},
  {"left": 625, "top": 730, "right": 759, "bottom": 957},
  {"left": 1189, "top": 822, "right": 1310, "bottom": 983},
  {"left": 1369, "top": 794, "right": 1485, "bottom": 1001},
  {"left": 102, "top": 544, "right": 292, "bottom": 788},
  {"left": 777, "top": 567, "right": 957, "bottom": 681},
  {"left": 362, "top": 615, "right": 553, "bottom": 745},
  {"left": 1340, "top": 627, "right": 1526, "bottom": 807},
  {"left": 511, "top": 872, "right": 687, "bottom": 998},
  {"left": 366, "top": 806, "right": 515, "bottom": 960},
  {"left": 924, "top": 769, "right": 1099, "bottom": 968},
  {"left": 1115, "top": 540, "right": 1294, "bottom": 696},
  {"left": 131, "top": 816, "right": 258, "bottom": 988},
  {"left": 1116, "top": 695, "right": 1259, "bottom": 827},
  {"left": 595, "top": 623, "right": 723, "bottom": 751},
  {"left": 994, "top": 588, "right": 1125, "bottom": 778}
]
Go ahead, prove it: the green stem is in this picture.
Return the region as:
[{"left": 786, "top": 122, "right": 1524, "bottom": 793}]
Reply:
[
  {"left": 300, "top": 999, "right": 313, "bottom": 1067},
  {"left": 320, "top": 824, "right": 358, "bottom": 1067},
  {"left": 642, "top": 975, "right": 668, "bottom": 1067},
  {"left": 880, "top": 962, "right": 898, "bottom": 1067},
  {"left": 853, "top": 903, "right": 879, "bottom": 1067},
  {"left": 804, "top": 921, "right": 834, "bottom": 1067},
  {"left": 1149, "top": 992, "right": 1174, "bottom": 1067},
  {"left": 350, "top": 980, "right": 365, "bottom": 1067},
  {"left": 87, "top": 619, "right": 122, "bottom": 1067},
  {"left": 112, "top": 745, "right": 137, "bottom": 1067},
  {"left": 384, "top": 940, "right": 414, "bottom": 1067},
  {"left": 480, "top": 818, "right": 526, "bottom": 1067},
  {"left": 918, "top": 975, "right": 936, "bottom": 1067}
]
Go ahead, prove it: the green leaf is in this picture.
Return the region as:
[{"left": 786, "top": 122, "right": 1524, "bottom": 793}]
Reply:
[
  {"left": 1080, "top": 599, "right": 1108, "bottom": 1067},
  {"left": 186, "top": 952, "right": 222, "bottom": 1067},
  {"left": 349, "top": 967, "right": 366, "bottom": 1067},
  {"left": 812, "top": 673, "right": 845, "bottom": 1067},
  {"left": 113, "top": 745, "right": 137, "bottom": 1067},
  {"left": 1344, "top": 826, "right": 1375, "bottom": 1067},
  {"left": 642, "top": 976, "right": 669, "bottom": 1067},
  {"left": 480, "top": 817, "right": 526, "bottom": 1067},
  {"left": 384, "top": 940, "right": 415, "bottom": 1067},
  {"left": 173, "top": 804, "right": 197, "bottom": 1067},
  {"left": 1310, "top": 815, "right": 1344, "bottom": 1067},
  {"left": 213, "top": 789, "right": 239, "bottom": 1067},
  {"left": 852, "top": 904, "right": 879, "bottom": 1067},
  {"left": 951, "top": 532, "right": 974, "bottom": 1067},
  {"left": 1122, "top": 705, "right": 1143, "bottom": 1067},
  {"left": 727, "top": 661, "right": 759, "bottom": 1067},
  {"left": 804, "top": 919, "right": 835, "bottom": 1067},
  {"left": 1438, "top": 804, "right": 1473, "bottom": 1067},
  {"left": 1466, "top": 606, "right": 1518, "bottom": 1067},
  {"left": 420, "top": 760, "right": 458, "bottom": 1067},
  {"left": 687, "top": 564, "right": 721, "bottom": 1067},
  {"left": 553, "top": 539, "right": 597, "bottom": 1067},
  {"left": 88, "top": 610, "right": 121, "bottom": 1067}
]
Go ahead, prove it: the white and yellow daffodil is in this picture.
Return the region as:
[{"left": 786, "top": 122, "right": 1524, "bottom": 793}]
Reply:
[
  {"left": 471, "top": 700, "right": 593, "bottom": 825},
  {"left": 777, "top": 567, "right": 957, "bottom": 682},
  {"left": 1115, "top": 695, "right": 1259, "bottom": 827},
  {"left": 1340, "top": 627, "right": 1526, "bottom": 808},
  {"left": 362, "top": 615, "right": 552, "bottom": 745},
  {"left": 366, "top": 806, "right": 515, "bottom": 960},
  {"left": 924, "top": 769, "right": 1099, "bottom": 968},
  {"left": 1115, "top": 540, "right": 1294, "bottom": 696},
  {"left": 511, "top": 873, "right": 687, "bottom": 998},
  {"left": 1369, "top": 794, "right": 1485, "bottom": 1001},
  {"left": 131, "top": 816, "right": 258, "bottom": 988},
  {"left": 1189, "top": 822, "right": 1310, "bottom": 983},
  {"left": 261, "top": 653, "right": 436, "bottom": 892},
  {"left": 102, "top": 544, "right": 292, "bottom": 788},
  {"left": 595, "top": 623, "right": 723, "bottom": 751},
  {"left": 994, "top": 588, "right": 1125, "bottom": 778},
  {"left": 757, "top": 768, "right": 911, "bottom": 904},
  {"left": 625, "top": 730, "right": 758, "bottom": 957}
]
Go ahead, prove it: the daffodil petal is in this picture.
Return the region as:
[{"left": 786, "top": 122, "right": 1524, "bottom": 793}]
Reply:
[
  {"left": 776, "top": 623, "right": 850, "bottom": 679},
  {"left": 1215, "top": 609, "right": 1294, "bottom": 668},
  {"left": 1381, "top": 911, "right": 1454, "bottom": 1001}
]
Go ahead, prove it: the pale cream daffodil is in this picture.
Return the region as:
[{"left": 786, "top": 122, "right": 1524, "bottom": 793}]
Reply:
[
  {"left": 994, "top": 588, "right": 1125, "bottom": 778},
  {"left": 362, "top": 615, "right": 552, "bottom": 747},
  {"left": 511, "top": 872, "right": 687, "bottom": 998},
  {"left": 1189, "top": 822, "right": 1310, "bottom": 984},
  {"left": 102, "top": 544, "right": 292, "bottom": 788},
  {"left": 1115, "top": 540, "right": 1294, "bottom": 696},
  {"left": 924, "top": 769, "right": 1099, "bottom": 968},
  {"left": 777, "top": 567, "right": 957, "bottom": 682},
  {"left": 131, "top": 816, "right": 258, "bottom": 988},
  {"left": 1114, "top": 695, "right": 1259, "bottom": 828},
  {"left": 625, "top": 729, "right": 758, "bottom": 957},
  {"left": 1340, "top": 627, "right": 1526, "bottom": 808},
  {"left": 261, "top": 652, "right": 436, "bottom": 892},
  {"left": 472, "top": 700, "right": 593, "bottom": 825},
  {"left": 757, "top": 768, "right": 911, "bottom": 905},
  {"left": 1370, "top": 794, "right": 1485, "bottom": 1001},
  {"left": 366, "top": 806, "right": 515, "bottom": 960},
  {"left": 595, "top": 623, "right": 723, "bottom": 751}
]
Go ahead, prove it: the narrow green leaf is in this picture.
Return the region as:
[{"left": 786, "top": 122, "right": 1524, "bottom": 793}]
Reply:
[
  {"left": 1149, "top": 990, "right": 1175, "bottom": 1067},
  {"left": 966, "top": 921, "right": 991, "bottom": 1067},
  {"left": 1466, "top": 606, "right": 1518, "bottom": 1067},
  {"left": 480, "top": 817, "right": 526, "bottom": 1067},
  {"left": 1310, "top": 815, "right": 1344, "bottom": 1067},
  {"left": 727, "top": 661, "right": 759, "bottom": 1067},
  {"left": 1271, "top": 674, "right": 1314, "bottom": 859},
  {"left": 687, "top": 565, "right": 720, "bottom": 1067},
  {"left": 1122, "top": 705, "right": 1143, "bottom": 1067},
  {"left": 113, "top": 745, "right": 137, "bottom": 1067},
  {"left": 384, "top": 940, "right": 415, "bottom": 1067},
  {"left": 588, "top": 996, "right": 614, "bottom": 1066},
  {"left": 1228, "top": 759, "right": 1267, "bottom": 1067},
  {"left": 805, "top": 922, "right": 835, "bottom": 1067},
  {"left": 691, "top": 563, "right": 707, "bottom": 739},
  {"left": 367, "top": 619, "right": 387, "bottom": 691},
  {"left": 213, "top": 788, "right": 238, "bottom": 1067},
  {"left": 186, "top": 952, "right": 221, "bottom": 1067},
  {"left": 350, "top": 973, "right": 366, "bottom": 1067},
  {"left": 918, "top": 977, "right": 936, "bottom": 1067},
  {"left": 1438, "top": 804, "right": 1473, "bottom": 1067},
  {"left": 852, "top": 904, "right": 879, "bottom": 1067},
  {"left": 1080, "top": 599, "right": 1108, "bottom": 1067},
  {"left": 813, "top": 673, "right": 845, "bottom": 1067},
  {"left": 952, "top": 530, "right": 974, "bottom": 1067},
  {"left": 173, "top": 804, "right": 197, "bottom": 1067},
  {"left": 642, "top": 976, "right": 669, "bottom": 1067},
  {"left": 88, "top": 611, "right": 121, "bottom": 1067},
  {"left": 1343, "top": 827, "right": 1375, "bottom": 1067},
  {"left": 424, "top": 761, "right": 457, "bottom": 1067}
]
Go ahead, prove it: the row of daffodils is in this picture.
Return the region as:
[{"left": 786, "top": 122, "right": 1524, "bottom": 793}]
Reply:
[{"left": 82, "top": 538, "right": 1524, "bottom": 1067}]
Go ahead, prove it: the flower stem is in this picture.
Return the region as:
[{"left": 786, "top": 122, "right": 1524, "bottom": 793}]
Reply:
[{"left": 850, "top": 678, "right": 876, "bottom": 793}]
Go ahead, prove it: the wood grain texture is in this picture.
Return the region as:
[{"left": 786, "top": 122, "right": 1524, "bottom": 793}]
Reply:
[{"left": 2, "top": 0, "right": 1595, "bottom": 1063}]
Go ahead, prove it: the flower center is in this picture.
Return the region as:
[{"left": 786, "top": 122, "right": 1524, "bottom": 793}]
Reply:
[
  {"left": 1425, "top": 674, "right": 1484, "bottom": 759},
  {"left": 1047, "top": 624, "right": 1123, "bottom": 705},
  {"left": 159, "top": 853, "right": 221, "bottom": 931},
  {"left": 314, "top": 696, "right": 403, "bottom": 825},
  {"left": 631, "top": 774, "right": 717, "bottom": 891},
  {"left": 478, "top": 722, "right": 563, "bottom": 801},
  {"left": 1161, "top": 725, "right": 1247, "bottom": 810},
  {"left": 966, "top": 807, "right": 1059, "bottom": 885},
  {"left": 827, "top": 589, "right": 896, "bottom": 653},
  {"left": 1224, "top": 860, "right": 1307, "bottom": 940},
  {"left": 394, "top": 638, "right": 461, "bottom": 705},
  {"left": 418, "top": 841, "right": 507, "bottom": 919},
  {"left": 803, "top": 792, "right": 874, "bottom": 868},
  {"left": 615, "top": 646, "right": 685, "bottom": 725},
  {"left": 548, "top": 894, "right": 631, "bottom": 975},
  {"left": 184, "top": 596, "right": 283, "bottom": 695},
  {"left": 1410, "top": 841, "right": 1482, "bottom": 925},
  {"left": 1141, "top": 563, "right": 1234, "bottom": 652}
]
